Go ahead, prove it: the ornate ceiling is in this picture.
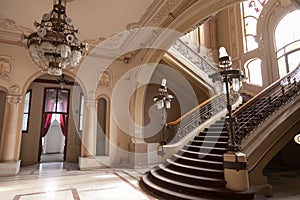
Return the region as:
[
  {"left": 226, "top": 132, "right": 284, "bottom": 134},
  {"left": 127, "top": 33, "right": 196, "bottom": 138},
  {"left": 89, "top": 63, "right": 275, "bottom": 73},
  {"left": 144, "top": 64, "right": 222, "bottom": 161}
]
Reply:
[{"left": 0, "top": 0, "right": 191, "bottom": 45}]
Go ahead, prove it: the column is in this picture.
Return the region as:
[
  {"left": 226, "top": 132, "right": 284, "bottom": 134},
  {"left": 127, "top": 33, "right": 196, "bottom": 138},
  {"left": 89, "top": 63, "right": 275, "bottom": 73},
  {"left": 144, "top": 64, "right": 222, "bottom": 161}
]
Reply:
[
  {"left": 79, "top": 92, "right": 103, "bottom": 169},
  {"left": 81, "top": 97, "right": 96, "bottom": 157},
  {"left": 0, "top": 94, "right": 22, "bottom": 176}
]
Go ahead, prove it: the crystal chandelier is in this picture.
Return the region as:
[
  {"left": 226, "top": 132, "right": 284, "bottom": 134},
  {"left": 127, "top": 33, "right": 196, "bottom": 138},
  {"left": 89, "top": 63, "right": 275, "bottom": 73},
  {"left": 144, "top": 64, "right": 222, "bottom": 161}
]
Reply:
[{"left": 23, "top": 0, "right": 88, "bottom": 76}]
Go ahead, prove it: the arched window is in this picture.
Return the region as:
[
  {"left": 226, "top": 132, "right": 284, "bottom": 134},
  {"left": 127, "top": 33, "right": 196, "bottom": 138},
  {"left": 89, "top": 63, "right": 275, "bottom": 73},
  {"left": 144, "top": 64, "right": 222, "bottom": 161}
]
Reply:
[
  {"left": 275, "top": 10, "right": 300, "bottom": 78},
  {"left": 244, "top": 58, "right": 263, "bottom": 86},
  {"left": 241, "top": 0, "right": 268, "bottom": 52}
]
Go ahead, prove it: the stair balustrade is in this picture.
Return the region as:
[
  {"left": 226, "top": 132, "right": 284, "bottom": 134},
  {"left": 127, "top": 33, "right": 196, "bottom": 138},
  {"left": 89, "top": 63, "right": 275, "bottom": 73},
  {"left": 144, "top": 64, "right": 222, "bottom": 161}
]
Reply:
[
  {"left": 171, "top": 38, "right": 218, "bottom": 76},
  {"left": 140, "top": 64, "right": 300, "bottom": 200},
  {"left": 167, "top": 92, "right": 240, "bottom": 144},
  {"left": 233, "top": 65, "right": 300, "bottom": 145}
]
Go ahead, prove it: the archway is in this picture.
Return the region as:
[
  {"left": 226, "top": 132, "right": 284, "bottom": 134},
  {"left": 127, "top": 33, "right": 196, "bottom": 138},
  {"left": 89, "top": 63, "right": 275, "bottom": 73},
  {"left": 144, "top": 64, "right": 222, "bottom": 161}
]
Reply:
[{"left": 20, "top": 74, "right": 84, "bottom": 165}]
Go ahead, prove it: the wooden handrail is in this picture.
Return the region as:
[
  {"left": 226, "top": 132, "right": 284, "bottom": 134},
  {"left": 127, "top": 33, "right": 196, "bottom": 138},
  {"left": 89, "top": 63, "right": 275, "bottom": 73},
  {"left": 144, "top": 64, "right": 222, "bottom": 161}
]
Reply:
[
  {"left": 233, "top": 65, "right": 300, "bottom": 116},
  {"left": 167, "top": 93, "right": 223, "bottom": 126}
]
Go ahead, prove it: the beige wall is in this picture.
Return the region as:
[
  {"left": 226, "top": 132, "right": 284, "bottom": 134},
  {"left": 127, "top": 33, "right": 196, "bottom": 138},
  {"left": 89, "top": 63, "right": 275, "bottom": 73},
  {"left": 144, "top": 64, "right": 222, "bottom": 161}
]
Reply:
[{"left": 143, "top": 60, "right": 210, "bottom": 143}]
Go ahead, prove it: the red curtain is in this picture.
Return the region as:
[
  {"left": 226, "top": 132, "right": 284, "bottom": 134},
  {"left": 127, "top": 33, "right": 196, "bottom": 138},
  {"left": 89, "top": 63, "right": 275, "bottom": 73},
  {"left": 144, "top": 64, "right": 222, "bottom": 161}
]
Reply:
[
  {"left": 42, "top": 114, "right": 52, "bottom": 137},
  {"left": 60, "top": 114, "right": 67, "bottom": 136}
]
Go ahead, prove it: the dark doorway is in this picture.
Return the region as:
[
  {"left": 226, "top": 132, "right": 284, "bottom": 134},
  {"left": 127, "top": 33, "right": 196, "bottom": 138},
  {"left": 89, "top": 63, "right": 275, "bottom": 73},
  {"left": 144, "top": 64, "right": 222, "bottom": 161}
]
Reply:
[{"left": 96, "top": 97, "right": 108, "bottom": 156}]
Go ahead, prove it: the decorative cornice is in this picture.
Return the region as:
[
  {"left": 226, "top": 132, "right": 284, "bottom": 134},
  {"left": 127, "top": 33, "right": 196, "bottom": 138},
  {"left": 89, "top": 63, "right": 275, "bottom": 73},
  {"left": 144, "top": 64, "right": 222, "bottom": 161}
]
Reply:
[
  {"left": 90, "top": 0, "right": 188, "bottom": 57},
  {"left": 149, "top": 0, "right": 183, "bottom": 25}
]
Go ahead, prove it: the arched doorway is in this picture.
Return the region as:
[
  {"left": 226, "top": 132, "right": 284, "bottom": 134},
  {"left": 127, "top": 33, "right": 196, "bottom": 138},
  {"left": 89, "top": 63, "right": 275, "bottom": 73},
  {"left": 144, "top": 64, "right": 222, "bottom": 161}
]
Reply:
[
  {"left": 39, "top": 88, "right": 69, "bottom": 162},
  {"left": 20, "top": 74, "right": 83, "bottom": 165}
]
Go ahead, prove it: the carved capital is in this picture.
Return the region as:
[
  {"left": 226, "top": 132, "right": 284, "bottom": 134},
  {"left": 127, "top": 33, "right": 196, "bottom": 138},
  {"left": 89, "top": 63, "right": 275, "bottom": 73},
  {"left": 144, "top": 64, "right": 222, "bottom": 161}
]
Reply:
[
  {"left": 86, "top": 99, "right": 96, "bottom": 107},
  {"left": 7, "top": 94, "right": 21, "bottom": 104},
  {"left": 86, "top": 91, "right": 96, "bottom": 107}
]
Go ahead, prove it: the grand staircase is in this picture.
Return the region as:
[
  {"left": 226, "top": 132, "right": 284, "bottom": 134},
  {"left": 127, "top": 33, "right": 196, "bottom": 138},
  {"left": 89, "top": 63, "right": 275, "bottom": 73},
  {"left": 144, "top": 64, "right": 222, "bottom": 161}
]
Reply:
[
  {"left": 140, "top": 64, "right": 300, "bottom": 199},
  {"left": 140, "top": 117, "right": 255, "bottom": 200}
]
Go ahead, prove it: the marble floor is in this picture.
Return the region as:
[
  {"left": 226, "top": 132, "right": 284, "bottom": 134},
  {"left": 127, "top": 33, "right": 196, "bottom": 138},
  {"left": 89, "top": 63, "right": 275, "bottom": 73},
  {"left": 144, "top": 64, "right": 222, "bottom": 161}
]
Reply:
[
  {"left": 0, "top": 162, "right": 299, "bottom": 200},
  {"left": 40, "top": 153, "right": 64, "bottom": 163},
  {"left": 0, "top": 162, "right": 156, "bottom": 200}
]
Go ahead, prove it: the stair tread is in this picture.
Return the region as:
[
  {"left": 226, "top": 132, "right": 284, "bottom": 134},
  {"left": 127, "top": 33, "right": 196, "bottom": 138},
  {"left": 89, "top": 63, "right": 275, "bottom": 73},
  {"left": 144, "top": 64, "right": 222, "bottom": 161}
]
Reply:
[
  {"left": 151, "top": 169, "right": 225, "bottom": 191},
  {"left": 150, "top": 169, "right": 254, "bottom": 199},
  {"left": 185, "top": 144, "right": 227, "bottom": 150},
  {"left": 199, "top": 131, "right": 229, "bottom": 134},
  {"left": 179, "top": 149, "right": 223, "bottom": 157},
  {"left": 173, "top": 153, "right": 223, "bottom": 165},
  {"left": 166, "top": 159, "right": 224, "bottom": 173},
  {"left": 141, "top": 174, "right": 214, "bottom": 200},
  {"left": 190, "top": 140, "right": 228, "bottom": 144},
  {"left": 158, "top": 164, "right": 225, "bottom": 183},
  {"left": 196, "top": 135, "right": 229, "bottom": 138}
]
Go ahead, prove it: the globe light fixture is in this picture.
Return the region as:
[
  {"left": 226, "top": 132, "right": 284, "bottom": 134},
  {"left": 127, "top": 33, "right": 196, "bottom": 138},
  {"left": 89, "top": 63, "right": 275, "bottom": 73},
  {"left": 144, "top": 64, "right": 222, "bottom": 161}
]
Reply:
[
  {"left": 153, "top": 79, "right": 174, "bottom": 149},
  {"left": 210, "top": 47, "right": 244, "bottom": 152}
]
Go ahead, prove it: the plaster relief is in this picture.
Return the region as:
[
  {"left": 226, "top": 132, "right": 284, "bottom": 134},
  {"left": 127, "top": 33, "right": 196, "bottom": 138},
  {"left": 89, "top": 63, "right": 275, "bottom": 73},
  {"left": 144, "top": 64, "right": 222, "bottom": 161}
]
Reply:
[
  {"left": 98, "top": 70, "right": 112, "bottom": 87},
  {"left": 150, "top": 0, "right": 183, "bottom": 25},
  {"left": 0, "top": 56, "right": 13, "bottom": 82}
]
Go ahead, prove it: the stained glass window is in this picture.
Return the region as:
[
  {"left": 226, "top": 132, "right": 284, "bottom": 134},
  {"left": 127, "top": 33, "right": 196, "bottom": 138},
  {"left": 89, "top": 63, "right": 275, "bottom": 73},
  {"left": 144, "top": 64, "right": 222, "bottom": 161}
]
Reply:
[
  {"left": 241, "top": 0, "right": 268, "bottom": 52},
  {"left": 22, "top": 90, "right": 31, "bottom": 132}
]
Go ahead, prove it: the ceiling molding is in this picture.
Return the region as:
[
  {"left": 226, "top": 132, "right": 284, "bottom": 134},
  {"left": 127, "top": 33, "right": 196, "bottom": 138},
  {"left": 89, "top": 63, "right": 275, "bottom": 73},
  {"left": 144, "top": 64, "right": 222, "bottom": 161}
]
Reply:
[{"left": 0, "top": 15, "right": 32, "bottom": 35}]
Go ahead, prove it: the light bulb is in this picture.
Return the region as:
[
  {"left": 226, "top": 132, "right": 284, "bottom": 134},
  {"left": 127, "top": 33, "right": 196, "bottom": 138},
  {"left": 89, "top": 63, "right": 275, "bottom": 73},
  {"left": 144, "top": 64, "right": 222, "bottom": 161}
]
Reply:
[
  {"left": 219, "top": 47, "right": 228, "bottom": 58},
  {"left": 232, "top": 78, "right": 240, "bottom": 92},
  {"left": 161, "top": 79, "right": 167, "bottom": 87}
]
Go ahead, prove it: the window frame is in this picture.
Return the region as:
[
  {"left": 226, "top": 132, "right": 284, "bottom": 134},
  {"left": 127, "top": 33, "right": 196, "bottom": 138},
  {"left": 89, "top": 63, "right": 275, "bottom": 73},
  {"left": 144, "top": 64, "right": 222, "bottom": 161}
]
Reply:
[
  {"left": 78, "top": 93, "right": 84, "bottom": 132},
  {"left": 244, "top": 58, "right": 263, "bottom": 86},
  {"left": 22, "top": 90, "right": 32, "bottom": 133}
]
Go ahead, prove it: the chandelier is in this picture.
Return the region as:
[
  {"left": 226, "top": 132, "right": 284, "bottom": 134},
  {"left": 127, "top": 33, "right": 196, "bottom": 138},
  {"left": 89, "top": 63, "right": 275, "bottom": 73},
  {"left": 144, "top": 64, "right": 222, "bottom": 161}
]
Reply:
[{"left": 23, "top": 0, "right": 88, "bottom": 76}]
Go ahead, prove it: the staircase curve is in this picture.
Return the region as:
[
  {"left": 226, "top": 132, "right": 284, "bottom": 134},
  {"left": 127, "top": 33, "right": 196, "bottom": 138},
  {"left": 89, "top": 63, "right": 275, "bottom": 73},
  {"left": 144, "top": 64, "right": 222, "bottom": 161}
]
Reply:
[{"left": 140, "top": 65, "right": 300, "bottom": 199}]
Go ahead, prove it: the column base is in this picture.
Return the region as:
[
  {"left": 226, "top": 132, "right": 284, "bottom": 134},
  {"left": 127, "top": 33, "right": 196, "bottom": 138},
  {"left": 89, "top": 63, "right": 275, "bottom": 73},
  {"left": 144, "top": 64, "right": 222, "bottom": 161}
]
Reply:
[
  {"left": 0, "top": 160, "right": 21, "bottom": 176},
  {"left": 128, "top": 142, "right": 159, "bottom": 168},
  {"left": 223, "top": 152, "right": 250, "bottom": 191},
  {"left": 78, "top": 156, "right": 107, "bottom": 170}
]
